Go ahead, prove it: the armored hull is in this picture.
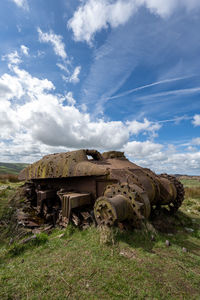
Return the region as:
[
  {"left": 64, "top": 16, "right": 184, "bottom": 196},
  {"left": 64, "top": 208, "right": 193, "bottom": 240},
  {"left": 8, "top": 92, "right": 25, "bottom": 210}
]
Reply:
[{"left": 19, "top": 149, "right": 184, "bottom": 227}]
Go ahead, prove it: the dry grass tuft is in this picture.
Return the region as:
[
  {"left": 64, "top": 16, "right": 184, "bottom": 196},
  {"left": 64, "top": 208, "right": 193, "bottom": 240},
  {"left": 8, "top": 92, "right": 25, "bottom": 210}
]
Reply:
[
  {"left": 0, "top": 174, "right": 20, "bottom": 183},
  {"left": 98, "top": 225, "right": 115, "bottom": 245},
  {"left": 184, "top": 186, "right": 200, "bottom": 199}
]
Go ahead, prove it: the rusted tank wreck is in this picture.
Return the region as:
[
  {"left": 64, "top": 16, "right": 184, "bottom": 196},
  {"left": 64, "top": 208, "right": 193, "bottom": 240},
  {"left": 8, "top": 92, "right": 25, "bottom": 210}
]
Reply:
[{"left": 19, "top": 149, "right": 184, "bottom": 227}]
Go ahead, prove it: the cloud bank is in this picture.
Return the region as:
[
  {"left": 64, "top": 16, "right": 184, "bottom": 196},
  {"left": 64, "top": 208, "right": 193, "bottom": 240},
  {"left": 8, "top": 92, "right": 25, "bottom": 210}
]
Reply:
[{"left": 0, "top": 53, "right": 199, "bottom": 174}]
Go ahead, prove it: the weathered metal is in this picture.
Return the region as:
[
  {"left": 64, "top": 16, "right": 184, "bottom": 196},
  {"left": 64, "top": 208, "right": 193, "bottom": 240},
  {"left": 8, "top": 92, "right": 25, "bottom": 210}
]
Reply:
[
  {"left": 57, "top": 192, "right": 91, "bottom": 218},
  {"left": 19, "top": 149, "right": 184, "bottom": 227}
]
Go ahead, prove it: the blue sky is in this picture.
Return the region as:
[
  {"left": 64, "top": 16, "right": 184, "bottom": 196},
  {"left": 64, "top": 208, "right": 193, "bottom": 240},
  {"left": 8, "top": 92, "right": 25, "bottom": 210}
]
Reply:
[{"left": 0, "top": 0, "right": 200, "bottom": 174}]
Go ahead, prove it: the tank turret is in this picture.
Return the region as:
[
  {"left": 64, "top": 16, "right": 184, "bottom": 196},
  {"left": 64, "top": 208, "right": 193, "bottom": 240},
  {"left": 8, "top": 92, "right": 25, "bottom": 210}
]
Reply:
[{"left": 19, "top": 149, "right": 184, "bottom": 227}]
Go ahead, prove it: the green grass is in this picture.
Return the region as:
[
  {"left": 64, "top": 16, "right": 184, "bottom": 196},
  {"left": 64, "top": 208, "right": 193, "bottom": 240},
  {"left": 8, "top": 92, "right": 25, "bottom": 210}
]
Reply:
[
  {"left": 0, "top": 178, "right": 199, "bottom": 299},
  {"left": 0, "top": 182, "right": 23, "bottom": 219},
  {"left": 0, "top": 162, "right": 29, "bottom": 175},
  {"left": 180, "top": 178, "right": 200, "bottom": 187},
  {"left": 0, "top": 226, "right": 199, "bottom": 300}
]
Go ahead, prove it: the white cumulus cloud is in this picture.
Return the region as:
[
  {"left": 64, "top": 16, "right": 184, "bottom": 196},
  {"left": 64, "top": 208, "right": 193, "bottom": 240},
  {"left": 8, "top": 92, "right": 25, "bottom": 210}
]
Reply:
[
  {"left": 124, "top": 140, "right": 163, "bottom": 159},
  {"left": 124, "top": 140, "right": 200, "bottom": 174},
  {"left": 1, "top": 57, "right": 200, "bottom": 174},
  {"left": 192, "top": 114, "right": 200, "bottom": 126},
  {"left": 68, "top": 0, "right": 136, "bottom": 43},
  {"left": 68, "top": 0, "right": 200, "bottom": 43},
  {"left": 0, "top": 64, "right": 129, "bottom": 155},
  {"left": 127, "top": 118, "right": 161, "bottom": 137}
]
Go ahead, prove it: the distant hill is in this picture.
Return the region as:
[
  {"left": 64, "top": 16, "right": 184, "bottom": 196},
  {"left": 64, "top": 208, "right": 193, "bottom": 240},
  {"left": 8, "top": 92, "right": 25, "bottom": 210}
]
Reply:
[{"left": 0, "top": 162, "right": 29, "bottom": 175}]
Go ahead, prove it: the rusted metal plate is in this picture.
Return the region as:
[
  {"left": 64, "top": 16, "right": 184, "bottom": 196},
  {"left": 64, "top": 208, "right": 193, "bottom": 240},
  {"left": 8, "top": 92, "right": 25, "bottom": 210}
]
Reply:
[
  {"left": 36, "top": 190, "right": 56, "bottom": 207},
  {"left": 58, "top": 192, "right": 91, "bottom": 218},
  {"left": 19, "top": 149, "right": 108, "bottom": 180}
]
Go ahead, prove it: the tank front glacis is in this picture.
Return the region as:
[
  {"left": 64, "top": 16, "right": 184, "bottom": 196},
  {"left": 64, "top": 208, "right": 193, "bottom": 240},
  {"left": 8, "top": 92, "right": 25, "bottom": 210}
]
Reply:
[{"left": 18, "top": 149, "right": 184, "bottom": 228}]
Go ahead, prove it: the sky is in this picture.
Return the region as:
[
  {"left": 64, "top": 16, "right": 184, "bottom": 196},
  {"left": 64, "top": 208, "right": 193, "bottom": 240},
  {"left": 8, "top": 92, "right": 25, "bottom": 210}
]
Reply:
[{"left": 0, "top": 0, "right": 200, "bottom": 175}]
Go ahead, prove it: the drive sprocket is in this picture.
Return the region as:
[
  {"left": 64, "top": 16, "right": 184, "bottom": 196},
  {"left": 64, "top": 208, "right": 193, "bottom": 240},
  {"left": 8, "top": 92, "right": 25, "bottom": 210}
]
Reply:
[{"left": 94, "top": 182, "right": 151, "bottom": 226}]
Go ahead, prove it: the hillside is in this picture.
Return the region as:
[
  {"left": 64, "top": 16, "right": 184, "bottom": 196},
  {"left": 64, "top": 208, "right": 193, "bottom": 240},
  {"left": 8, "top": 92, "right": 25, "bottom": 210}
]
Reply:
[
  {"left": 0, "top": 162, "right": 29, "bottom": 175},
  {"left": 0, "top": 178, "right": 199, "bottom": 299}
]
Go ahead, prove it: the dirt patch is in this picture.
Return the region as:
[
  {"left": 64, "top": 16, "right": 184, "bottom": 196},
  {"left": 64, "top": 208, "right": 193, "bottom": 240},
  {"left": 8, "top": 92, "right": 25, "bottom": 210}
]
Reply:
[
  {"left": 151, "top": 209, "right": 180, "bottom": 233},
  {"left": 119, "top": 248, "right": 142, "bottom": 261}
]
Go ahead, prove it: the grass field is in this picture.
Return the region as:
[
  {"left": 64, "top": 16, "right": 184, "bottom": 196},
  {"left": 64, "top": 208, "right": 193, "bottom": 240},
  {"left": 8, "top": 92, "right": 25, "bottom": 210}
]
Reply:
[
  {"left": 0, "top": 181, "right": 23, "bottom": 219},
  {"left": 0, "top": 178, "right": 199, "bottom": 299},
  {"left": 0, "top": 162, "right": 28, "bottom": 175}
]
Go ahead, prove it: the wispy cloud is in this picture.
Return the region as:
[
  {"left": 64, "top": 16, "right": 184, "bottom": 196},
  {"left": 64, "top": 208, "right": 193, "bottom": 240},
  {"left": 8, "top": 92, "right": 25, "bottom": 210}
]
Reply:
[
  {"left": 69, "top": 66, "right": 81, "bottom": 83},
  {"left": 37, "top": 28, "right": 81, "bottom": 84},
  {"left": 38, "top": 28, "right": 67, "bottom": 60},
  {"left": 105, "top": 76, "right": 193, "bottom": 101},
  {"left": 65, "top": 92, "right": 76, "bottom": 106},
  {"left": 138, "top": 87, "right": 200, "bottom": 101},
  {"left": 2, "top": 51, "right": 22, "bottom": 66},
  {"left": 12, "top": 0, "right": 29, "bottom": 10},
  {"left": 157, "top": 116, "right": 192, "bottom": 124},
  {"left": 56, "top": 63, "right": 69, "bottom": 73},
  {"left": 20, "top": 45, "right": 29, "bottom": 56}
]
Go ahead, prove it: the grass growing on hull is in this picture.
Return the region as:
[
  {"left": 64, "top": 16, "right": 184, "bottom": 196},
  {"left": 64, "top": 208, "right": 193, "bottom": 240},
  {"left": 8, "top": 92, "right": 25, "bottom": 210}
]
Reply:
[{"left": 0, "top": 178, "right": 199, "bottom": 299}]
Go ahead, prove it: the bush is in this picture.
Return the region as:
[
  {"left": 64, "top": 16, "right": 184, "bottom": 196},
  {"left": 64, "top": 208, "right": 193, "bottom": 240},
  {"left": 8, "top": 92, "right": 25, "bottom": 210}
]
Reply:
[
  {"left": 184, "top": 186, "right": 200, "bottom": 199},
  {"left": 64, "top": 224, "right": 77, "bottom": 238},
  {"left": 32, "top": 233, "right": 49, "bottom": 246},
  {"left": 0, "top": 174, "right": 20, "bottom": 183}
]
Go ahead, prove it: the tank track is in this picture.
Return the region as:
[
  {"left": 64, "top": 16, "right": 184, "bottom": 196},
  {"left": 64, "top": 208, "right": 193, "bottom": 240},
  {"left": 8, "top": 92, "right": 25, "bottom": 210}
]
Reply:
[{"left": 159, "top": 174, "right": 185, "bottom": 213}]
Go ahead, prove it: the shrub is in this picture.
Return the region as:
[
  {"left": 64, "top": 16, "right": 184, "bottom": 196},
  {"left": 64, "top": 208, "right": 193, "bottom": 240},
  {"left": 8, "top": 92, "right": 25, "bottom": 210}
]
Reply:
[
  {"left": 184, "top": 186, "right": 200, "bottom": 199},
  {"left": 32, "top": 233, "right": 49, "bottom": 246},
  {"left": 0, "top": 174, "right": 20, "bottom": 183}
]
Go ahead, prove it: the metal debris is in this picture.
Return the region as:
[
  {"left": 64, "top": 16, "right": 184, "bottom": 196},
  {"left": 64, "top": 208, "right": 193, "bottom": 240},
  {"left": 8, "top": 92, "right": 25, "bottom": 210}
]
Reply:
[{"left": 20, "top": 235, "right": 37, "bottom": 244}]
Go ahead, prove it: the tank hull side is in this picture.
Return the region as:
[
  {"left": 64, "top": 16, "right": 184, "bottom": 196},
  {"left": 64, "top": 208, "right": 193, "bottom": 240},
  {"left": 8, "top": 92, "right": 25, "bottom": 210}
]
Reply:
[
  {"left": 19, "top": 150, "right": 109, "bottom": 181},
  {"left": 18, "top": 149, "right": 184, "bottom": 228}
]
